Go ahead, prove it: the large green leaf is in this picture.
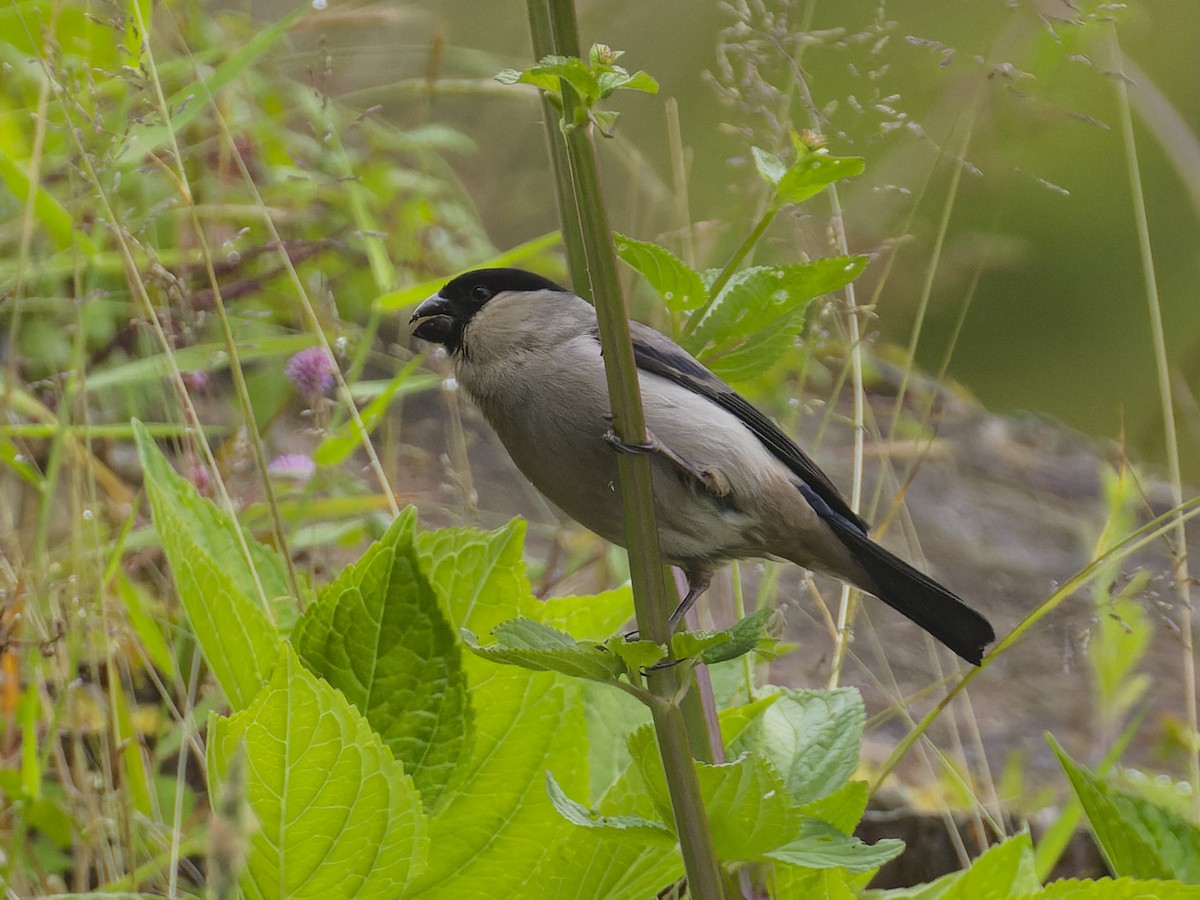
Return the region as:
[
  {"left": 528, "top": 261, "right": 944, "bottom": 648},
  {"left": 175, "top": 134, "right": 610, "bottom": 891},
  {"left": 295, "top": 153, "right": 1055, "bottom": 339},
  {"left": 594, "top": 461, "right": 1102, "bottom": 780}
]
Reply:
[
  {"left": 1052, "top": 737, "right": 1200, "bottom": 883},
  {"left": 133, "top": 419, "right": 285, "bottom": 709},
  {"left": 728, "top": 688, "right": 865, "bottom": 805},
  {"left": 294, "top": 509, "right": 471, "bottom": 812},
  {"left": 408, "top": 520, "right": 592, "bottom": 897},
  {"left": 405, "top": 668, "right": 588, "bottom": 898},
  {"left": 687, "top": 257, "right": 867, "bottom": 358},
  {"left": 1020, "top": 878, "right": 1200, "bottom": 899},
  {"left": 208, "top": 644, "right": 428, "bottom": 898}
]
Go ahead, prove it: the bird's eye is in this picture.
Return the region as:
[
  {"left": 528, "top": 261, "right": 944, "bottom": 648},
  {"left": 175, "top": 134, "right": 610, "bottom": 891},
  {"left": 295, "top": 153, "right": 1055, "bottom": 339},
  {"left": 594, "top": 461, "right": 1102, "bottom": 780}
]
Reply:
[{"left": 471, "top": 285, "right": 491, "bottom": 302}]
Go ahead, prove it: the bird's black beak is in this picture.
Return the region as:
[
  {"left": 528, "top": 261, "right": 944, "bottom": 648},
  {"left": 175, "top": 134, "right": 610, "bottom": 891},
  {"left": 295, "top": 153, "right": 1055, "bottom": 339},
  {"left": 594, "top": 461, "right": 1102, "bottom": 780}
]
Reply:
[{"left": 410, "top": 292, "right": 457, "bottom": 345}]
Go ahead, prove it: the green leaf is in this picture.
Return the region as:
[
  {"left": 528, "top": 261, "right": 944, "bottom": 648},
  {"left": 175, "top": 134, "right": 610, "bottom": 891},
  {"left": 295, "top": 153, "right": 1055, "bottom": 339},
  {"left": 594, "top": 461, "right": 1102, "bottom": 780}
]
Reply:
[
  {"left": 408, "top": 521, "right": 595, "bottom": 896},
  {"left": 940, "top": 832, "right": 1040, "bottom": 900},
  {"left": 582, "top": 681, "right": 652, "bottom": 803},
  {"left": 765, "top": 819, "right": 904, "bottom": 874},
  {"left": 545, "top": 771, "right": 674, "bottom": 844},
  {"left": 506, "top": 55, "right": 600, "bottom": 103},
  {"left": 208, "top": 644, "right": 428, "bottom": 898},
  {"left": 133, "top": 419, "right": 284, "bottom": 710},
  {"left": 604, "top": 635, "right": 668, "bottom": 672},
  {"left": 771, "top": 867, "right": 857, "bottom": 899},
  {"left": 463, "top": 618, "right": 627, "bottom": 683},
  {"left": 628, "top": 727, "right": 801, "bottom": 862},
  {"left": 800, "top": 780, "right": 871, "bottom": 835},
  {"left": 774, "top": 153, "right": 866, "bottom": 206},
  {"left": 293, "top": 509, "right": 472, "bottom": 812},
  {"left": 405, "top": 668, "right": 589, "bottom": 897},
  {"left": 705, "top": 316, "right": 804, "bottom": 382},
  {"left": 614, "top": 233, "right": 707, "bottom": 312},
  {"left": 752, "top": 147, "right": 789, "bottom": 186},
  {"left": 1051, "top": 736, "right": 1200, "bottom": 882},
  {"left": 687, "top": 257, "right": 867, "bottom": 357},
  {"left": 698, "top": 607, "right": 782, "bottom": 664},
  {"left": 730, "top": 688, "right": 865, "bottom": 805},
  {"left": 414, "top": 518, "right": 538, "bottom": 639},
  {"left": 1020, "top": 878, "right": 1200, "bottom": 899},
  {"left": 697, "top": 752, "right": 802, "bottom": 860},
  {"left": 596, "top": 68, "right": 659, "bottom": 98}
]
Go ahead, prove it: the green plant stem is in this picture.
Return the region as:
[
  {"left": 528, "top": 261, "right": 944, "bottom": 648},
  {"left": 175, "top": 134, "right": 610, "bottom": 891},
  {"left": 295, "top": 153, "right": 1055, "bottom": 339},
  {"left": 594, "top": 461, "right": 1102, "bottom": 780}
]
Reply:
[
  {"left": 526, "top": 0, "right": 589, "bottom": 293},
  {"left": 685, "top": 203, "right": 779, "bottom": 337},
  {"left": 526, "top": 2, "right": 726, "bottom": 895}
]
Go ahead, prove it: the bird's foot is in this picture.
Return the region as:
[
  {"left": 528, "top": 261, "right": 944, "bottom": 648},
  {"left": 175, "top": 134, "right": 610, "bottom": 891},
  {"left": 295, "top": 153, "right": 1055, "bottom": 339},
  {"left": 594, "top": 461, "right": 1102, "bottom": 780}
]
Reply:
[{"left": 603, "top": 426, "right": 730, "bottom": 497}]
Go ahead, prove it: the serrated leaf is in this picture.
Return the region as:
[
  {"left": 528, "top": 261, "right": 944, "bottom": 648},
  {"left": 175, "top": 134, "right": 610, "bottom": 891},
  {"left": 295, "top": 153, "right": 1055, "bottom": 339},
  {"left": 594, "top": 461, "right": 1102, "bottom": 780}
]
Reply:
[
  {"left": 705, "top": 316, "right": 804, "bottom": 383},
  {"left": 507, "top": 55, "right": 599, "bottom": 102},
  {"left": 405, "top": 667, "right": 588, "bottom": 897},
  {"left": 698, "top": 752, "right": 801, "bottom": 860},
  {"left": 731, "top": 688, "right": 865, "bottom": 805},
  {"left": 414, "top": 518, "right": 538, "bottom": 639},
  {"left": 772, "top": 867, "right": 857, "bottom": 899},
  {"left": 687, "top": 257, "right": 867, "bottom": 357},
  {"left": 774, "top": 153, "right": 865, "bottom": 206},
  {"left": 208, "top": 644, "right": 428, "bottom": 898},
  {"left": 940, "top": 832, "right": 1040, "bottom": 900},
  {"left": 1020, "top": 877, "right": 1200, "bottom": 899},
  {"left": 1051, "top": 737, "right": 1200, "bottom": 882},
  {"left": 463, "top": 618, "right": 628, "bottom": 683},
  {"left": 765, "top": 819, "right": 904, "bottom": 873},
  {"left": 133, "top": 419, "right": 284, "bottom": 710},
  {"left": 583, "top": 681, "right": 652, "bottom": 803},
  {"left": 698, "top": 607, "right": 782, "bottom": 664},
  {"left": 408, "top": 521, "right": 595, "bottom": 896},
  {"left": 614, "top": 233, "right": 707, "bottom": 312},
  {"left": 604, "top": 635, "right": 668, "bottom": 672},
  {"left": 293, "top": 509, "right": 471, "bottom": 811},
  {"left": 671, "top": 629, "right": 731, "bottom": 660},
  {"left": 545, "top": 771, "right": 675, "bottom": 844},
  {"left": 628, "top": 728, "right": 800, "bottom": 861},
  {"left": 800, "top": 780, "right": 871, "bottom": 835}
]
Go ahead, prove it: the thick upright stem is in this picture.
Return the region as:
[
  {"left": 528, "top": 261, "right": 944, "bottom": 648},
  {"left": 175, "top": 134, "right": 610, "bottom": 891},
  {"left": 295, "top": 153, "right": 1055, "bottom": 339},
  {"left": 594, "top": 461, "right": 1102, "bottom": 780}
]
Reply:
[{"left": 524, "top": 2, "right": 726, "bottom": 895}]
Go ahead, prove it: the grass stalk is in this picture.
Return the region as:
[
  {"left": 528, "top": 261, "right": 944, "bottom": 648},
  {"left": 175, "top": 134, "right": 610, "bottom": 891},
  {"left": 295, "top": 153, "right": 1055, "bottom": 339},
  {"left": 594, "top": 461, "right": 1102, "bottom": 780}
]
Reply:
[{"left": 1110, "top": 27, "right": 1199, "bottom": 814}]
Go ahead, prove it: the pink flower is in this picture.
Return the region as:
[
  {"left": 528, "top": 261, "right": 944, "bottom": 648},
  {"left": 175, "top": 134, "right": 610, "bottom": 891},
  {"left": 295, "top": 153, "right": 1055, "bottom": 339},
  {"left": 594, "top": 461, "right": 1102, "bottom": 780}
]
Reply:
[
  {"left": 267, "top": 454, "right": 316, "bottom": 482},
  {"left": 285, "top": 347, "right": 336, "bottom": 397}
]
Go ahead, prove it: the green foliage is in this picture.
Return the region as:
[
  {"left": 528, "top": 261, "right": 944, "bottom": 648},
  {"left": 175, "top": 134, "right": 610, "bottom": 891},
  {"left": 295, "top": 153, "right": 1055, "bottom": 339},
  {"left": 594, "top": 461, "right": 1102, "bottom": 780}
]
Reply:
[
  {"left": 294, "top": 509, "right": 472, "bottom": 811},
  {"left": 497, "top": 43, "right": 658, "bottom": 133},
  {"left": 134, "top": 419, "right": 286, "bottom": 709},
  {"left": 1051, "top": 737, "right": 1200, "bottom": 884},
  {"left": 614, "top": 142, "right": 868, "bottom": 385},
  {"left": 207, "top": 644, "right": 429, "bottom": 897}
]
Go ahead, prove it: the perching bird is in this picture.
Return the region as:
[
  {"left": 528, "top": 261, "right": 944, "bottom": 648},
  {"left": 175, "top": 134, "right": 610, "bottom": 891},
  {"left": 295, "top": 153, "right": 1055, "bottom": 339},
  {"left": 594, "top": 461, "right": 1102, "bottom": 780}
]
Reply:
[{"left": 411, "top": 268, "right": 995, "bottom": 665}]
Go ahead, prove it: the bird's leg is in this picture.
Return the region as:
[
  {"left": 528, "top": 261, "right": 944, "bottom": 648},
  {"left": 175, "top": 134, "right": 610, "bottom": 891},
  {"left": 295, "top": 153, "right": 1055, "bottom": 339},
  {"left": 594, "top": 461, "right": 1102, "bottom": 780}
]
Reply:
[
  {"left": 603, "top": 424, "right": 730, "bottom": 497},
  {"left": 668, "top": 568, "right": 713, "bottom": 630}
]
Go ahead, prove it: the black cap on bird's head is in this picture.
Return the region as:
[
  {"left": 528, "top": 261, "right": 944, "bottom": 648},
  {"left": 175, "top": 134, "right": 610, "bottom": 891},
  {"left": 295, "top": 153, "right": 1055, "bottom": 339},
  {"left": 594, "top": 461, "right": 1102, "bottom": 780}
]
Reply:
[{"left": 410, "top": 268, "right": 568, "bottom": 354}]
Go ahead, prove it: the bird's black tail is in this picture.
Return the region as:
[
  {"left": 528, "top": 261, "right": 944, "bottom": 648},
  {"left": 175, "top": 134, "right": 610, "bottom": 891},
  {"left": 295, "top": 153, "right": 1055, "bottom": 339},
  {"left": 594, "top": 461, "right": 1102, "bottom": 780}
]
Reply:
[{"left": 797, "top": 485, "right": 995, "bottom": 665}]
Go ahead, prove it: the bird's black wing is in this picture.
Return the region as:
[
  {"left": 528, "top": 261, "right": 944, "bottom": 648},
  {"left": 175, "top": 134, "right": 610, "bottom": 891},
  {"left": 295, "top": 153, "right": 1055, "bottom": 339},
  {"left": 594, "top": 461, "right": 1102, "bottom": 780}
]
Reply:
[{"left": 625, "top": 322, "right": 871, "bottom": 535}]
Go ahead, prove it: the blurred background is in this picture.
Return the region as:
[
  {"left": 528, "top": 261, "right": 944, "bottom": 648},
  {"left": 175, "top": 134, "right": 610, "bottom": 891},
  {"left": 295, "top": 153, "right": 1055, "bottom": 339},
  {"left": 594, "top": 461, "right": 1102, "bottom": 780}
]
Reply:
[{"left": 275, "top": 0, "right": 1200, "bottom": 474}]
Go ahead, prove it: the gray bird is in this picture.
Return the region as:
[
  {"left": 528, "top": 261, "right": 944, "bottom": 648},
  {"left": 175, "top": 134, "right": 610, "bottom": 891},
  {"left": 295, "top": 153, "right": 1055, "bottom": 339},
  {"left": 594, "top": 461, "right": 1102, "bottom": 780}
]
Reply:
[{"left": 411, "top": 268, "right": 994, "bottom": 665}]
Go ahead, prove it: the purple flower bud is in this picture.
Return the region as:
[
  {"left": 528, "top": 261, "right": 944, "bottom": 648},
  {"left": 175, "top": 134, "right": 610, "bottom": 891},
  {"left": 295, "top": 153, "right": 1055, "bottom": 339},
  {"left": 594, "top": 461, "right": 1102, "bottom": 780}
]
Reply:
[{"left": 285, "top": 347, "right": 336, "bottom": 398}]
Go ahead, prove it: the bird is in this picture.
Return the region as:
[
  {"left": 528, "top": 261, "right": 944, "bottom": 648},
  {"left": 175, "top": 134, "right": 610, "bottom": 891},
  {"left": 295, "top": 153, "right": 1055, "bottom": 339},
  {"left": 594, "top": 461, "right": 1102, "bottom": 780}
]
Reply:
[{"left": 410, "top": 267, "right": 995, "bottom": 665}]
